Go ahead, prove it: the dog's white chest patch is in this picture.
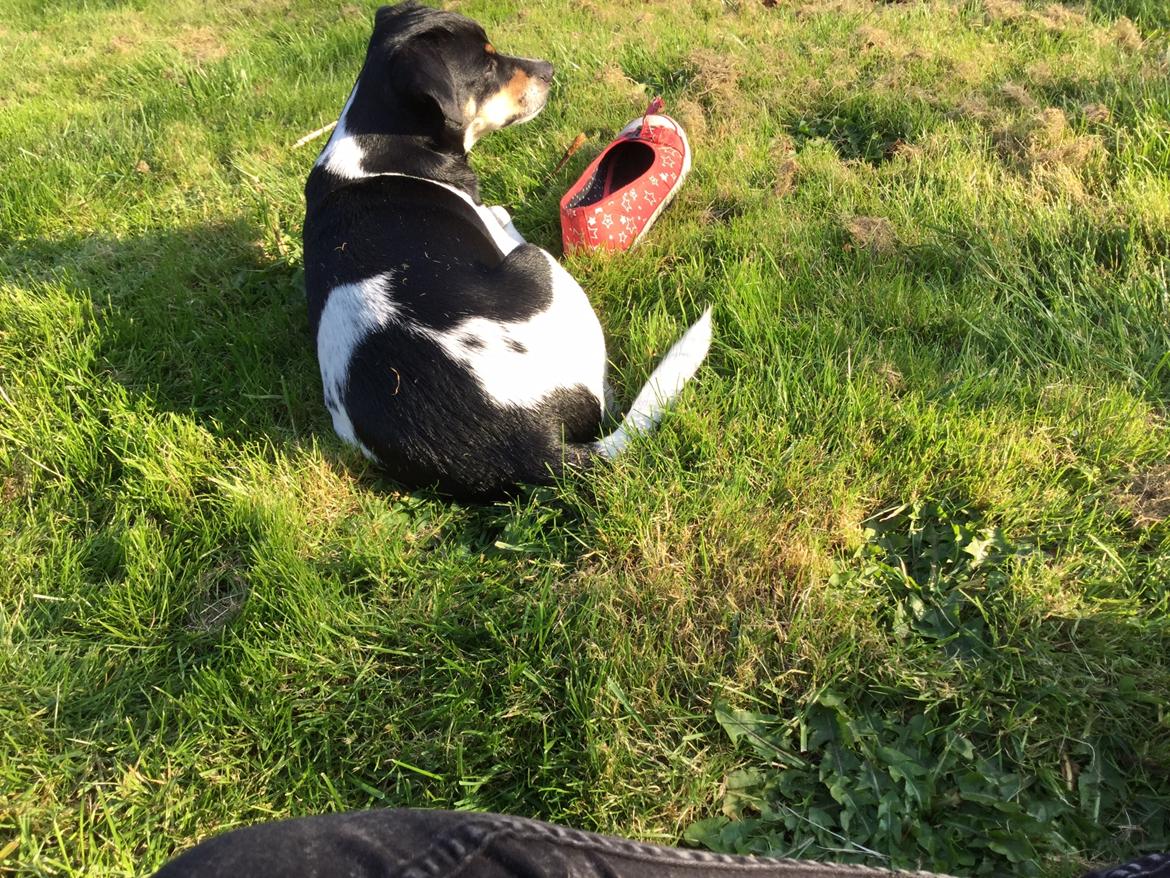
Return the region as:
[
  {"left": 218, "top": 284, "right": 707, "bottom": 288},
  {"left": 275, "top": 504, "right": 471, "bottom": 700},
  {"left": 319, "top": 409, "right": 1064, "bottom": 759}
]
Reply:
[{"left": 316, "top": 85, "right": 367, "bottom": 180}]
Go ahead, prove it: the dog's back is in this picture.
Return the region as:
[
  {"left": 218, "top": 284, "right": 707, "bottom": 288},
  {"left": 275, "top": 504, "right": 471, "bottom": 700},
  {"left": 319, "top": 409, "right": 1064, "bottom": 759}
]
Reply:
[{"left": 305, "top": 172, "right": 606, "bottom": 498}]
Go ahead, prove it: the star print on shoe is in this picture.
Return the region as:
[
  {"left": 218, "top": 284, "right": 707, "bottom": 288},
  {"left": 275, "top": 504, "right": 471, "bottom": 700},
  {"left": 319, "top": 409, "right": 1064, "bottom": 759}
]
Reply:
[{"left": 560, "top": 98, "right": 692, "bottom": 253}]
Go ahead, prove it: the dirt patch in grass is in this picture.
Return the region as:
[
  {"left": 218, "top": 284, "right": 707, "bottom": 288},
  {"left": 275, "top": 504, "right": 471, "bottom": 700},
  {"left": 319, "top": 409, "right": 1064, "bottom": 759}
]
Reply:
[
  {"left": 891, "top": 139, "right": 923, "bottom": 160},
  {"left": 1, "top": 474, "right": 23, "bottom": 505},
  {"left": 1026, "top": 60, "right": 1057, "bottom": 87},
  {"left": 701, "top": 190, "right": 751, "bottom": 225},
  {"left": 174, "top": 26, "right": 229, "bottom": 64},
  {"left": 994, "top": 108, "right": 1106, "bottom": 189},
  {"left": 1081, "top": 102, "right": 1113, "bottom": 124},
  {"left": 773, "top": 157, "right": 799, "bottom": 197},
  {"left": 770, "top": 134, "right": 799, "bottom": 195},
  {"left": 857, "top": 25, "right": 893, "bottom": 51},
  {"left": 1116, "top": 466, "right": 1170, "bottom": 526},
  {"left": 952, "top": 94, "right": 994, "bottom": 124},
  {"left": 687, "top": 47, "right": 741, "bottom": 109},
  {"left": 1112, "top": 17, "right": 1143, "bottom": 50},
  {"left": 1000, "top": 82, "right": 1035, "bottom": 108},
  {"left": 844, "top": 215, "right": 898, "bottom": 255},
  {"left": 877, "top": 360, "right": 905, "bottom": 394},
  {"left": 856, "top": 25, "right": 913, "bottom": 61},
  {"left": 187, "top": 560, "right": 249, "bottom": 634}
]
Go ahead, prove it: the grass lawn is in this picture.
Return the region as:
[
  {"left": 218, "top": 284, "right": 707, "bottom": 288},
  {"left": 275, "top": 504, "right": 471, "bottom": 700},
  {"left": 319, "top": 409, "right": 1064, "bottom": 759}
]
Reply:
[{"left": 3, "top": 0, "right": 1170, "bottom": 874}]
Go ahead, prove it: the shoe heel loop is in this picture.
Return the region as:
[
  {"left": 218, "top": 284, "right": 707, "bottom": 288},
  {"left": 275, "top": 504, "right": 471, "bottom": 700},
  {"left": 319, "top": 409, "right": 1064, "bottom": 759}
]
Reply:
[{"left": 641, "top": 96, "right": 665, "bottom": 139}]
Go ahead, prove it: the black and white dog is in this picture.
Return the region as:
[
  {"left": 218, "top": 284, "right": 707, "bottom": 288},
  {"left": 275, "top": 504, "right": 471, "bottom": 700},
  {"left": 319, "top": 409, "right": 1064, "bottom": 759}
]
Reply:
[{"left": 303, "top": 1, "right": 711, "bottom": 499}]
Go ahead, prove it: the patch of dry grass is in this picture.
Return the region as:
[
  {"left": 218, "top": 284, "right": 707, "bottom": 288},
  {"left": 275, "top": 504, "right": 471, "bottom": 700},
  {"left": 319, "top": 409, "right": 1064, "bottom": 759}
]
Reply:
[
  {"left": 844, "top": 215, "right": 899, "bottom": 254},
  {"left": 174, "top": 25, "right": 230, "bottom": 64},
  {"left": 993, "top": 107, "right": 1107, "bottom": 200},
  {"left": 773, "top": 156, "right": 800, "bottom": 197},
  {"left": 687, "top": 47, "right": 742, "bottom": 110},
  {"left": 1112, "top": 17, "right": 1143, "bottom": 50},
  {"left": 1082, "top": 102, "right": 1113, "bottom": 124},
  {"left": 1116, "top": 466, "right": 1170, "bottom": 526}
]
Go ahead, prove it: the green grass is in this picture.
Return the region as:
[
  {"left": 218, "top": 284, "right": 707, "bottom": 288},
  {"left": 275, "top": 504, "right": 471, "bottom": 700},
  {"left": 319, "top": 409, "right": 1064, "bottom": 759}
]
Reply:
[{"left": 2, "top": 0, "right": 1169, "bottom": 874}]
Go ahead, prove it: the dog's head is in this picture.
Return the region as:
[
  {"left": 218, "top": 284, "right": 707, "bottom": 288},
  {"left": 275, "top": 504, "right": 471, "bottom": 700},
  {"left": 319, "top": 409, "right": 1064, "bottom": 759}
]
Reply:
[{"left": 371, "top": 1, "right": 554, "bottom": 152}]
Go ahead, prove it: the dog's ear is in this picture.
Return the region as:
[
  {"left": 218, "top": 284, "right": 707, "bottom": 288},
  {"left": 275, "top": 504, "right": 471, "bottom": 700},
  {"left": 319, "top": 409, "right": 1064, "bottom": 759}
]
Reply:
[
  {"left": 374, "top": 2, "right": 463, "bottom": 130},
  {"left": 388, "top": 38, "right": 462, "bottom": 130}
]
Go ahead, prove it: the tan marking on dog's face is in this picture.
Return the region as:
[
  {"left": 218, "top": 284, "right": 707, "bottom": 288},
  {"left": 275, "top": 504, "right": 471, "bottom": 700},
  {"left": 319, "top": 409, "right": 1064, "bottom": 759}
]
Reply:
[
  {"left": 484, "top": 42, "right": 496, "bottom": 54},
  {"left": 464, "top": 69, "right": 539, "bottom": 150},
  {"left": 480, "top": 70, "right": 529, "bottom": 125}
]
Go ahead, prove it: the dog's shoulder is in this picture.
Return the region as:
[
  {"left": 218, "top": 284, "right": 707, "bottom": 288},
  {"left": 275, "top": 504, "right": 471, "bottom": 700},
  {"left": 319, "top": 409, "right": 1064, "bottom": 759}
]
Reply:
[{"left": 304, "top": 172, "right": 509, "bottom": 325}]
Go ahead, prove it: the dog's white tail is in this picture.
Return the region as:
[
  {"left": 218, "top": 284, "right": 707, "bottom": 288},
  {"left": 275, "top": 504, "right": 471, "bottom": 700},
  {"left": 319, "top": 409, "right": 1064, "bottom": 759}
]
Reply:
[{"left": 593, "top": 307, "right": 713, "bottom": 460}]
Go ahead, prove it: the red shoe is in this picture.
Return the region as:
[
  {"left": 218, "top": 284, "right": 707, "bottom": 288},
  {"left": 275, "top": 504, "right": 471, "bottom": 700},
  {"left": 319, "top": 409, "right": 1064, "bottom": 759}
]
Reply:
[{"left": 560, "top": 98, "right": 691, "bottom": 253}]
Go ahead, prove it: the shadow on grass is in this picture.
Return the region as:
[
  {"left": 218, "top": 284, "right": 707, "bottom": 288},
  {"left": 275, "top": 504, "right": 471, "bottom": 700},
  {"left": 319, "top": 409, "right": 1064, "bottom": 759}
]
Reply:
[
  {"left": 3, "top": 220, "right": 602, "bottom": 506},
  {"left": 5, "top": 222, "right": 604, "bottom": 822},
  {"left": 4, "top": 220, "right": 321, "bottom": 447}
]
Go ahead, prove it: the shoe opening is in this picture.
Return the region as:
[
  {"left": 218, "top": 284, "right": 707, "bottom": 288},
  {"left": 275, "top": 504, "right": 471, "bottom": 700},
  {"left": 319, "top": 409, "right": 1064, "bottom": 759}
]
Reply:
[{"left": 567, "top": 141, "right": 656, "bottom": 209}]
